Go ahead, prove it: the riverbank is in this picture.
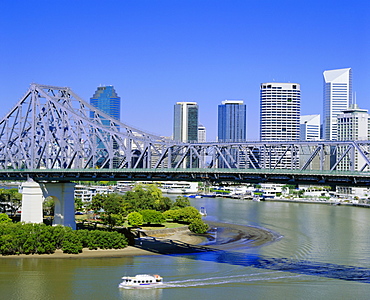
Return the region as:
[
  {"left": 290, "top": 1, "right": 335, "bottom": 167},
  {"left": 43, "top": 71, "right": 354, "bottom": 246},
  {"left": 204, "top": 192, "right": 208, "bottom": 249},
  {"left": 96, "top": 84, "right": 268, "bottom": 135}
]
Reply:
[
  {"left": 0, "top": 222, "right": 275, "bottom": 258},
  {"left": 263, "top": 197, "right": 370, "bottom": 208}
]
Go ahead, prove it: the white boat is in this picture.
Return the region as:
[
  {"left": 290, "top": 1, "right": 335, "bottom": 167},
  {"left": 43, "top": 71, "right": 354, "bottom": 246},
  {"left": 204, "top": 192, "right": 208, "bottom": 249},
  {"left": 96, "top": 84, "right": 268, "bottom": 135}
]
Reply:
[
  {"left": 199, "top": 206, "right": 207, "bottom": 216},
  {"left": 118, "top": 274, "right": 163, "bottom": 289},
  {"left": 252, "top": 195, "right": 261, "bottom": 202}
]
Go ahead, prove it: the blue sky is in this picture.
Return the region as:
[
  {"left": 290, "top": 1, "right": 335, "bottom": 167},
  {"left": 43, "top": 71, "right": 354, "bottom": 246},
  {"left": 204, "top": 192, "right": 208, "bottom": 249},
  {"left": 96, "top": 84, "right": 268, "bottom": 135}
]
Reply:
[{"left": 0, "top": 0, "right": 369, "bottom": 141}]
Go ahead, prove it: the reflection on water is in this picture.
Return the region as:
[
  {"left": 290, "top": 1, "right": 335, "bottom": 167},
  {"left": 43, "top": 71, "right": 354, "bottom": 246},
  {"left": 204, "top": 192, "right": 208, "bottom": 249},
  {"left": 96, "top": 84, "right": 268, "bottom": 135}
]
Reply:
[{"left": 119, "top": 288, "right": 163, "bottom": 300}]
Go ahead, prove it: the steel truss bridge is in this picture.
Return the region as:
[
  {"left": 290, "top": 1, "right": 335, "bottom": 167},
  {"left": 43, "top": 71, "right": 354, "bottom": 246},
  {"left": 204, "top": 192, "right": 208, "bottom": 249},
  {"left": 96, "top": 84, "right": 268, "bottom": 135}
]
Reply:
[{"left": 1, "top": 83, "right": 370, "bottom": 186}]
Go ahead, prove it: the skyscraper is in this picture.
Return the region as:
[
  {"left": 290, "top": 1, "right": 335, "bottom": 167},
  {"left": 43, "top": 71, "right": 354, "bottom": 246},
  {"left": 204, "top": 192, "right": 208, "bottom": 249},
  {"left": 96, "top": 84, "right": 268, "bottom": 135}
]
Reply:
[
  {"left": 260, "top": 82, "right": 300, "bottom": 169},
  {"left": 173, "top": 102, "right": 198, "bottom": 142},
  {"left": 300, "top": 114, "right": 321, "bottom": 141},
  {"left": 218, "top": 100, "right": 246, "bottom": 142},
  {"left": 90, "top": 86, "right": 121, "bottom": 123},
  {"left": 323, "top": 68, "right": 352, "bottom": 140},
  {"left": 90, "top": 86, "right": 121, "bottom": 168},
  {"left": 260, "top": 83, "right": 300, "bottom": 141}
]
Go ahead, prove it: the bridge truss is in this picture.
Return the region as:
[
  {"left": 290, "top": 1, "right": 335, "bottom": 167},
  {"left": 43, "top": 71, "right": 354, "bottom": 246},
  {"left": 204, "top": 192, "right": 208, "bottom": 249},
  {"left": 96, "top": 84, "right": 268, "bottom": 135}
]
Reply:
[{"left": 0, "top": 84, "right": 370, "bottom": 176}]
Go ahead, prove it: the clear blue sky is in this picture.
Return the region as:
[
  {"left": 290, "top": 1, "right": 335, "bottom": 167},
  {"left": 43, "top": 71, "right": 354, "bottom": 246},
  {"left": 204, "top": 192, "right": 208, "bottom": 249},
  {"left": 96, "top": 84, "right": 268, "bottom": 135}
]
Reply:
[{"left": 0, "top": 0, "right": 369, "bottom": 141}]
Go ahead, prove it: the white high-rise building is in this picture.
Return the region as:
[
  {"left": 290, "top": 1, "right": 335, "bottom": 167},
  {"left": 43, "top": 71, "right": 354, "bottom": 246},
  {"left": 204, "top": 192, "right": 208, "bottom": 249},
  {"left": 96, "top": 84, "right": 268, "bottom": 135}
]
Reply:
[
  {"left": 198, "top": 124, "right": 206, "bottom": 142},
  {"left": 300, "top": 114, "right": 321, "bottom": 141},
  {"left": 323, "top": 68, "right": 352, "bottom": 140},
  {"left": 260, "top": 83, "right": 300, "bottom": 141},
  {"left": 260, "top": 82, "right": 300, "bottom": 169},
  {"left": 173, "top": 102, "right": 198, "bottom": 142}
]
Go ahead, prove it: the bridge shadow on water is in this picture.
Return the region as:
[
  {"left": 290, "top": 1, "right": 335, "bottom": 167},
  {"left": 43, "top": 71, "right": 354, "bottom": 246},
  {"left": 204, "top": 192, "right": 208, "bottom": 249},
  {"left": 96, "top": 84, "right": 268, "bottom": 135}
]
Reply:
[{"left": 134, "top": 237, "right": 370, "bottom": 284}]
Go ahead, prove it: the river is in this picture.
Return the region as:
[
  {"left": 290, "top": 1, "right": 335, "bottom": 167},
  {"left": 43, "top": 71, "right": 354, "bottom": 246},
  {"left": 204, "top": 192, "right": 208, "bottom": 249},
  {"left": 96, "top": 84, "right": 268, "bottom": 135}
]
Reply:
[{"left": 1, "top": 197, "right": 370, "bottom": 299}]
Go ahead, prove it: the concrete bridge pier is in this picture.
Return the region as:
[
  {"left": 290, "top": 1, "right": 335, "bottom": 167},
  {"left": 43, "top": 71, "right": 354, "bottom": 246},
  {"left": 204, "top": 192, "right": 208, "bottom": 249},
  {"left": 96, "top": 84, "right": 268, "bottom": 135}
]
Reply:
[
  {"left": 21, "top": 180, "right": 76, "bottom": 229},
  {"left": 20, "top": 180, "right": 44, "bottom": 224}
]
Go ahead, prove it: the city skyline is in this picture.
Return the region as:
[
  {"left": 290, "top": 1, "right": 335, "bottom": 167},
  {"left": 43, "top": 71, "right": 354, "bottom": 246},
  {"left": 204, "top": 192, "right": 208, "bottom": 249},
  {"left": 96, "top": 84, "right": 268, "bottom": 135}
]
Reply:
[{"left": 0, "top": 1, "right": 368, "bottom": 141}]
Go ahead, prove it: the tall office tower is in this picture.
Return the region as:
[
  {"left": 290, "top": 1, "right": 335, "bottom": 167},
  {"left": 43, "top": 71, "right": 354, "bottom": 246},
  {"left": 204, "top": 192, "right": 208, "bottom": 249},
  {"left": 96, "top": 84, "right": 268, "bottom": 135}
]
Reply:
[
  {"left": 260, "top": 83, "right": 300, "bottom": 169},
  {"left": 300, "top": 114, "right": 321, "bottom": 141},
  {"left": 173, "top": 102, "right": 198, "bottom": 142},
  {"left": 198, "top": 124, "right": 206, "bottom": 142},
  {"left": 90, "top": 86, "right": 121, "bottom": 168},
  {"left": 260, "top": 83, "right": 300, "bottom": 141},
  {"left": 218, "top": 100, "right": 247, "bottom": 142},
  {"left": 337, "top": 104, "right": 369, "bottom": 171},
  {"left": 90, "top": 86, "right": 121, "bottom": 123},
  {"left": 323, "top": 68, "right": 352, "bottom": 140}
]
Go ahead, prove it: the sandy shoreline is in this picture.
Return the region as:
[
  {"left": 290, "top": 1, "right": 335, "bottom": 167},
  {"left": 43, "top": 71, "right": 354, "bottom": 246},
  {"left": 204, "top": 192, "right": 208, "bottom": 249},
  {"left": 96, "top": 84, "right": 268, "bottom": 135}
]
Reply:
[{"left": 0, "top": 222, "right": 275, "bottom": 259}]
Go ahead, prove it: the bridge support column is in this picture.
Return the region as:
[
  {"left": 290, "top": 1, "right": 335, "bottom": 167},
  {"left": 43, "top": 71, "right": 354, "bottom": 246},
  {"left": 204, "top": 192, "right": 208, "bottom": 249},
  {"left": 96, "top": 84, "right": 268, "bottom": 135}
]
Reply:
[
  {"left": 43, "top": 182, "right": 76, "bottom": 229},
  {"left": 20, "top": 180, "right": 44, "bottom": 224}
]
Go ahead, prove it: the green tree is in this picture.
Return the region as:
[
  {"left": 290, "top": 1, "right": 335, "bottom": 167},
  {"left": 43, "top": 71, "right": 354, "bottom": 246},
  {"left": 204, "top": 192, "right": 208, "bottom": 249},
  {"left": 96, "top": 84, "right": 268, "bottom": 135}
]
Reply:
[
  {"left": 127, "top": 212, "right": 143, "bottom": 227},
  {"left": 172, "top": 196, "right": 190, "bottom": 209},
  {"left": 74, "top": 197, "right": 84, "bottom": 212},
  {"left": 101, "top": 213, "right": 125, "bottom": 229},
  {"left": 122, "top": 184, "right": 173, "bottom": 213},
  {"left": 88, "top": 193, "right": 125, "bottom": 228},
  {"left": 0, "top": 188, "right": 22, "bottom": 216},
  {"left": 141, "top": 209, "right": 165, "bottom": 225},
  {"left": 43, "top": 197, "right": 55, "bottom": 216}
]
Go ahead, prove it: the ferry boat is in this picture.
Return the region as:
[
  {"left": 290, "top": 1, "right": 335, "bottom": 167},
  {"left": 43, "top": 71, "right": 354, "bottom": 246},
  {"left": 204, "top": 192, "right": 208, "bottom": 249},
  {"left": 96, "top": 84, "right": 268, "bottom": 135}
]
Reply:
[{"left": 118, "top": 274, "right": 163, "bottom": 289}]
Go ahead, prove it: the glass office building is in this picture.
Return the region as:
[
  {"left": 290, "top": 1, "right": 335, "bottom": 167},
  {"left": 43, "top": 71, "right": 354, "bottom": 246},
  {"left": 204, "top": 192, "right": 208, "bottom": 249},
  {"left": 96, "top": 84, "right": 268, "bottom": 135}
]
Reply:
[
  {"left": 218, "top": 100, "right": 246, "bottom": 142},
  {"left": 90, "top": 86, "right": 121, "bottom": 123}
]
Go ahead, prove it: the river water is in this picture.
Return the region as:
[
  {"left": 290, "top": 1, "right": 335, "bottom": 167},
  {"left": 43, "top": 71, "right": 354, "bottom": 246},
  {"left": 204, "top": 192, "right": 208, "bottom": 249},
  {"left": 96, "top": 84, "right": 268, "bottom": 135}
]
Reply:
[{"left": 1, "top": 197, "right": 370, "bottom": 299}]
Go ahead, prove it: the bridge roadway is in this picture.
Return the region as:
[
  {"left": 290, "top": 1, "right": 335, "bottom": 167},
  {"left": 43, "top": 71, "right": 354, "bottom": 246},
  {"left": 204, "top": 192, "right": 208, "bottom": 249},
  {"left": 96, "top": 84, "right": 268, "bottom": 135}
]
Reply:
[{"left": 1, "top": 168, "right": 370, "bottom": 187}]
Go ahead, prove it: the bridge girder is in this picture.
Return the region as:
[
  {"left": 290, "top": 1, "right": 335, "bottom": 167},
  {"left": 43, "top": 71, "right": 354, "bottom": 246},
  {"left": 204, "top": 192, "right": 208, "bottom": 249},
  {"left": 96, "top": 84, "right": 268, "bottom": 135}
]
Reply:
[{"left": 0, "top": 84, "right": 370, "bottom": 178}]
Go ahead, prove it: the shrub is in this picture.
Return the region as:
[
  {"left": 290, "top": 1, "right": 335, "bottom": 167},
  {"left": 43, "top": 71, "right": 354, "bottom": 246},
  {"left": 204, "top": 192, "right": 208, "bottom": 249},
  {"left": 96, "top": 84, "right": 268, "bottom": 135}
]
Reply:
[
  {"left": 189, "top": 219, "right": 209, "bottom": 234},
  {"left": 0, "top": 213, "right": 12, "bottom": 223},
  {"left": 178, "top": 206, "right": 201, "bottom": 223},
  {"left": 0, "top": 222, "right": 128, "bottom": 255},
  {"left": 62, "top": 231, "right": 83, "bottom": 254},
  {"left": 163, "top": 209, "right": 181, "bottom": 221},
  {"left": 140, "top": 209, "right": 165, "bottom": 225}
]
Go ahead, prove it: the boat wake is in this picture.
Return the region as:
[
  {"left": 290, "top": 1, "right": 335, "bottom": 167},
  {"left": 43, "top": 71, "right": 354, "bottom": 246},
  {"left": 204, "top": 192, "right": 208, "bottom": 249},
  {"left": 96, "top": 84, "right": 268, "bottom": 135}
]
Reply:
[{"left": 161, "top": 271, "right": 303, "bottom": 288}]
